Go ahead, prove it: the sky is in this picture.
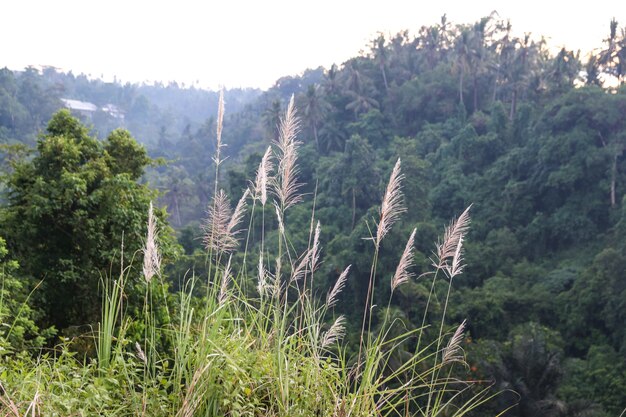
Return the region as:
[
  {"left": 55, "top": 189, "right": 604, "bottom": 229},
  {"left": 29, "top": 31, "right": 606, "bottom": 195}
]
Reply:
[{"left": 3, "top": 0, "right": 626, "bottom": 90}]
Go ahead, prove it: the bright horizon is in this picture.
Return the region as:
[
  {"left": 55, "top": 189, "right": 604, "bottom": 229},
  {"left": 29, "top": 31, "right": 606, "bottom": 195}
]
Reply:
[{"left": 3, "top": 0, "right": 625, "bottom": 90}]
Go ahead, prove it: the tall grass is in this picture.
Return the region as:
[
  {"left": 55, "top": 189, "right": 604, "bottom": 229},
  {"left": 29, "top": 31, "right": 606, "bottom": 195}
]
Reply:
[{"left": 0, "top": 97, "right": 500, "bottom": 416}]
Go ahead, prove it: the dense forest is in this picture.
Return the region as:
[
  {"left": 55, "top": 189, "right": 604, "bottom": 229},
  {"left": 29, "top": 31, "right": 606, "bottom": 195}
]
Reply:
[{"left": 1, "top": 14, "right": 626, "bottom": 416}]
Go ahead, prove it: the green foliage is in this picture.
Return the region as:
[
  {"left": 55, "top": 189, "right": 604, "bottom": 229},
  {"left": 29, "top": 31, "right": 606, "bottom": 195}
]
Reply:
[
  {"left": 560, "top": 345, "right": 626, "bottom": 415},
  {"left": 0, "top": 237, "right": 55, "bottom": 353},
  {"left": 1, "top": 110, "right": 177, "bottom": 331}
]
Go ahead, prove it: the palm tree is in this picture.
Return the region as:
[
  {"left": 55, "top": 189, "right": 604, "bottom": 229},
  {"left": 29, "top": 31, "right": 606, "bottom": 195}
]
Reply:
[
  {"left": 468, "top": 16, "right": 495, "bottom": 112},
  {"left": 585, "top": 54, "right": 602, "bottom": 86},
  {"left": 507, "top": 34, "right": 537, "bottom": 119},
  {"left": 342, "top": 60, "right": 379, "bottom": 118},
  {"left": 599, "top": 19, "right": 626, "bottom": 85},
  {"left": 345, "top": 91, "right": 379, "bottom": 118},
  {"left": 483, "top": 324, "right": 564, "bottom": 417},
  {"left": 324, "top": 64, "right": 341, "bottom": 95},
  {"left": 491, "top": 19, "right": 514, "bottom": 103},
  {"left": 454, "top": 28, "right": 472, "bottom": 108},
  {"left": 302, "top": 84, "right": 330, "bottom": 151},
  {"left": 263, "top": 99, "right": 282, "bottom": 139},
  {"left": 371, "top": 33, "right": 389, "bottom": 91}
]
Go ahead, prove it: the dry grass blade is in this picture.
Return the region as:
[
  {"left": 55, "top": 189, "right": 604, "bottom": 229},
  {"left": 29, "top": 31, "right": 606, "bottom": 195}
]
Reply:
[
  {"left": 0, "top": 381, "right": 20, "bottom": 417},
  {"left": 442, "top": 319, "right": 467, "bottom": 365},
  {"left": 203, "top": 189, "right": 249, "bottom": 253},
  {"left": 272, "top": 95, "right": 303, "bottom": 211},
  {"left": 142, "top": 201, "right": 161, "bottom": 283},
  {"left": 376, "top": 158, "right": 405, "bottom": 248},
  {"left": 391, "top": 228, "right": 416, "bottom": 291},
  {"left": 326, "top": 265, "right": 351, "bottom": 308},
  {"left": 321, "top": 315, "right": 346, "bottom": 348},
  {"left": 176, "top": 363, "right": 212, "bottom": 417},
  {"left": 24, "top": 390, "right": 41, "bottom": 417},
  {"left": 252, "top": 145, "right": 273, "bottom": 206}
]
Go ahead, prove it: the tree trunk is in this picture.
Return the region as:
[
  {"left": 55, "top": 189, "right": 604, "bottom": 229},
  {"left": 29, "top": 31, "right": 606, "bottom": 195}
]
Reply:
[
  {"left": 351, "top": 188, "right": 356, "bottom": 230},
  {"left": 381, "top": 64, "right": 389, "bottom": 92},
  {"left": 313, "top": 124, "right": 319, "bottom": 151},
  {"left": 611, "top": 153, "right": 617, "bottom": 207},
  {"left": 510, "top": 89, "right": 517, "bottom": 120},
  {"left": 473, "top": 76, "right": 479, "bottom": 112},
  {"left": 173, "top": 194, "right": 181, "bottom": 226},
  {"left": 459, "top": 70, "right": 465, "bottom": 106}
]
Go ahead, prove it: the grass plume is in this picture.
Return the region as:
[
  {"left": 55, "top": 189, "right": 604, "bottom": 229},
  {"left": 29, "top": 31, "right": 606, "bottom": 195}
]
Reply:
[
  {"left": 142, "top": 201, "right": 160, "bottom": 283},
  {"left": 376, "top": 157, "right": 405, "bottom": 249},
  {"left": 203, "top": 189, "right": 249, "bottom": 253},
  {"left": 272, "top": 95, "right": 302, "bottom": 211},
  {"left": 391, "top": 227, "right": 416, "bottom": 291},
  {"left": 252, "top": 145, "right": 273, "bottom": 206}
]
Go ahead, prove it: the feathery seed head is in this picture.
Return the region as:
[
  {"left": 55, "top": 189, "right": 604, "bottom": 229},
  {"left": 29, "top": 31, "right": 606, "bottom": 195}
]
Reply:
[
  {"left": 442, "top": 319, "right": 467, "bottom": 365},
  {"left": 291, "top": 252, "right": 311, "bottom": 283},
  {"left": 213, "top": 89, "right": 225, "bottom": 166},
  {"left": 228, "top": 189, "right": 250, "bottom": 234},
  {"left": 135, "top": 341, "right": 147, "bottom": 365},
  {"left": 376, "top": 158, "right": 405, "bottom": 249},
  {"left": 274, "top": 202, "right": 285, "bottom": 236},
  {"left": 257, "top": 253, "right": 267, "bottom": 297},
  {"left": 327, "top": 265, "right": 351, "bottom": 308},
  {"left": 321, "top": 315, "right": 346, "bottom": 348},
  {"left": 310, "top": 221, "right": 322, "bottom": 273},
  {"left": 257, "top": 254, "right": 277, "bottom": 297},
  {"left": 435, "top": 205, "right": 471, "bottom": 275},
  {"left": 446, "top": 235, "right": 465, "bottom": 278},
  {"left": 272, "top": 95, "right": 303, "bottom": 211},
  {"left": 142, "top": 201, "right": 161, "bottom": 283},
  {"left": 253, "top": 146, "right": 273, "bottom": 206},
  {"left": 218, "top": 255, "right": 232, "bottom": 306},
  {"left": 391, "top": 228, "right": 416, "bottom": 291},
  {"left": 203, "top": 189, "right": 248, "bottom": 253}
]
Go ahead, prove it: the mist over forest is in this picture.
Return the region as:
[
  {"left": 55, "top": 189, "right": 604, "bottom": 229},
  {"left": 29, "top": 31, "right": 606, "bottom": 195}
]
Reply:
[{"left": 1, "top": 14, "right": 625, "bottom": 416}]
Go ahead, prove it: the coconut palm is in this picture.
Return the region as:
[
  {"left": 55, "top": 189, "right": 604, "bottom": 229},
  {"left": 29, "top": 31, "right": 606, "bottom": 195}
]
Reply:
[{"left": 301, "top": 84, "right": 330, "bottom": 151}]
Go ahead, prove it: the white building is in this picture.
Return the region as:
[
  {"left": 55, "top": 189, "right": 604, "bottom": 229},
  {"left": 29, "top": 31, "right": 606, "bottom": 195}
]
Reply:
[{"left": 60, "top": 98, "right": 97, "bottom": 118}]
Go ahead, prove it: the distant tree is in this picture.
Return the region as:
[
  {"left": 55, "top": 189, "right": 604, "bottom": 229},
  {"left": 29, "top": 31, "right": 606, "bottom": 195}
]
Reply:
[
  {"left": 454, "top": 27, "right": 472, "bottom": 108},
  {"left": 16, "top": 67, "right": 60, "bottom": 129},
  {"left": 263, "top": 99, "right": 282, "bottom": 139},
  {"left": 599, "top": 18, "right": 626, "bottom": 85},
  {"left": 300, "top": 84, "right": 330, "bottom": 150},
  {"left": 477, "top": 323, "right": 565, "bottom": 417},
  {"left": 0, "top": 68, "right": 27, "bottom": 131},
  {"left": 584, "top": 54, "right": 602, "bottom": 86},
  {"left": 323, "top": 135, "right": 380, "bottom": 229},
  {"left": 370, "top": 33, "right": 389, "bottom": 91},
  {"left": 1, "top": 110, "right": 176, "bottom": 330}
]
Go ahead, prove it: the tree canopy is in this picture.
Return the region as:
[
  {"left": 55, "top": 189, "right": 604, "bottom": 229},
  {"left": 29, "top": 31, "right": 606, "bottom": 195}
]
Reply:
[{"left": 1, "top": 110, "right": 175, "bottom": 330}]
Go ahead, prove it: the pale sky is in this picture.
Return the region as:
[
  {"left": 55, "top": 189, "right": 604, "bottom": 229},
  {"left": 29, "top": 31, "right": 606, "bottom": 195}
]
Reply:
[{"left": 3, "top": 0, "right": 625, "bottom": 90}]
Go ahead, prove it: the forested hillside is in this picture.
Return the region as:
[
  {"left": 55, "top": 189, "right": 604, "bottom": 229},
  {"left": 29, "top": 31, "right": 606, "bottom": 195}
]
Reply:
[{"left": 1, "top": 14, "right": 626, "bottom": 416}]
